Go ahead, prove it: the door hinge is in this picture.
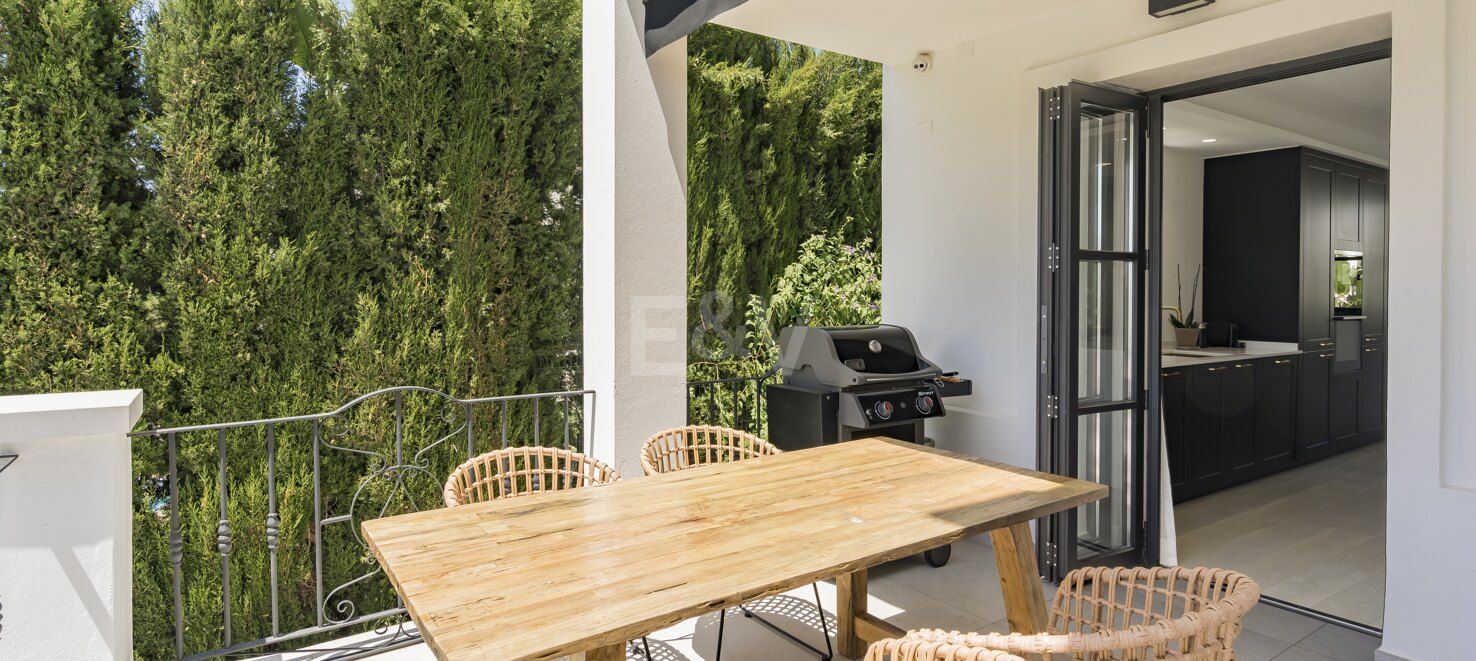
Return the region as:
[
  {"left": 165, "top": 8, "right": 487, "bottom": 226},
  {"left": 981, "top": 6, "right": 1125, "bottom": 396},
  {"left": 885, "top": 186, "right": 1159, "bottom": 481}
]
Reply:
[
  {"left": 1044, "top": 542, "right": 1059, "bottom": 568},
  {"left": 1045, "top": 395, "right": 1060, "bottom": 419},
  {"left": 1046, "top": 243, "right": 1061, "bottom": 272}
]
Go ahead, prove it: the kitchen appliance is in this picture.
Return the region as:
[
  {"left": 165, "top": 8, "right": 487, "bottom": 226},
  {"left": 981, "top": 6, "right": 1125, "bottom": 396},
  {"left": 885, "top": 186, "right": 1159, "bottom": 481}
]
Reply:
[
  {"left": 1201, "top": 320, "right": 1241, "bottom": 348},
  {"left": 766, "top": 323, "right": 971, "bottom": 567},
  {"left": 1334, "top": 250, "right": 1366, "bottom": 318}
]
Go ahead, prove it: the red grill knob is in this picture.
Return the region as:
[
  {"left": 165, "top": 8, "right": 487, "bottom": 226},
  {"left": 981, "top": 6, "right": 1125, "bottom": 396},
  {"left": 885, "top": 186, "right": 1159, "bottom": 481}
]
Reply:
[
  {"left": 916, "top": 396, "right": 935, "bottom": 414},
  {"left": 874, "top": 401, "right": 895, "bottom": 420}
]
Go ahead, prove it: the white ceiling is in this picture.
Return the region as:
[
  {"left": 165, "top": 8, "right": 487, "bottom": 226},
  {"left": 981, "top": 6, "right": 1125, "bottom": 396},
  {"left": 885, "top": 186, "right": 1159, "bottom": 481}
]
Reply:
[
  {"left": 711, "top": 0, "right": 1090, "bottom": 65},
  {"left": 1164, "top": 59, "right": 1391, "bottom": 163}
]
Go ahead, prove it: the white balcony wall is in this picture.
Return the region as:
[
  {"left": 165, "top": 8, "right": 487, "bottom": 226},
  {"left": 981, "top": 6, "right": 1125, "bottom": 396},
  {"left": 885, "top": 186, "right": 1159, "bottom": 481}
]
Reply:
[
  {"left": 0, "top": 390, "right": 142, "bottom": 660},
  {"left": 871, "top": 0, "right": 1466, "bottom": 658},
  {"left": 583, "top": 0, "right": 690, "bottom": 476}
]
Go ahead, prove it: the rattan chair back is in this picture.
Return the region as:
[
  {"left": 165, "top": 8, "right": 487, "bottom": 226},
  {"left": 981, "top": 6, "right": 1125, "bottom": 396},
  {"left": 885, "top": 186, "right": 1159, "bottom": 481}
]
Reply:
[
  {"left": 870, "top": 566, "right": 1260, "bottom": 661},
  {"left": 640, "top": 425, "right": 781, "bottom": 475},
  {"left": 443, "top": 446, "right": 621, "bottom": 507}
]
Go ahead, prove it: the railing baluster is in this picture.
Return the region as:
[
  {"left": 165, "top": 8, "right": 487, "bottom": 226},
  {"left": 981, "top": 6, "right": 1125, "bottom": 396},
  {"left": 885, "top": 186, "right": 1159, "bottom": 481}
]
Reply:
[
  {"left": 500, "top": 401, "right": 509, "bottom": 449},
  {"left": 465, "top": 403, "right": 475, "bottom": 459},
  {"left": 731, "top": 380, "right": 740, "bottom": 429},
  {"left": 562, "top": 396, "right": 572, "bottom": 449},
  {"left": 216, "top": 428, "right": 232, "bottom": 648},
  {"left": 266, "top": 423, "right": 280, "bottom": 638},
  {"left": 707, "top": 385, "right": 715, "bottom": 422},
  {"left": 313, "top": 419, "right": 324, "bottom": 627},
  {"left": 168, "top": 432, "right": 184, "bottom": 659},
  {"left": 533, "top": 397, "right": 540, "bottom": 446}
]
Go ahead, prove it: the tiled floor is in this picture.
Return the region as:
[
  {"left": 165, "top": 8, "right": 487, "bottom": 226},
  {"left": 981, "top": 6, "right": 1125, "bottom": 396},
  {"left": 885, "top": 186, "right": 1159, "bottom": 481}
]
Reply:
[
  {"left": 348, "top": 537, "right": 1383, "bottom": 661},
  {"left": 1174, "top": 441, "right": 1386, "bottom": 627}
]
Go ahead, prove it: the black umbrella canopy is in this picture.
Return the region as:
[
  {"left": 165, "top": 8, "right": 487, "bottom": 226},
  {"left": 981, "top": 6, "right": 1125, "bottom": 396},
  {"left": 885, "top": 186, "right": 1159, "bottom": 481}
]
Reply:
[{"left": 643, "top": 0, "right": 750, "bottom": 55}]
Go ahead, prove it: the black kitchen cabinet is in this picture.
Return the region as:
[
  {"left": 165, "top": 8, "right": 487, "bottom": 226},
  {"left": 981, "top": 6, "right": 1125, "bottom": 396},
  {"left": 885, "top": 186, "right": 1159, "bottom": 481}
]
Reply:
[
  {"left": 1162, "top": 369, "right": 1188, "bottom": 503},
  {"left": 1185, "top": 364, "right": 1227, "bottom": 497},
  {"left": 1330, "top": 371, "right": 1361, "bottom": 451},
  {"left": 1202, "top": 148, "right": 1386, "bottom": 352},
  {"left": 1255, "top": 356, "right": 1298, "bottom": 474},
  {"left": 1220, "top": 362, "right": 1258, "bottom": 485},
  {"left": 1359, "top": 342, "right": 1387, "bottom": 443},
  {"left": 1362, "top": 172, "right": 1389, "bottom": 336},
  {"left": 1297, "top": 350, "right": 1334, "bottom": 461}
]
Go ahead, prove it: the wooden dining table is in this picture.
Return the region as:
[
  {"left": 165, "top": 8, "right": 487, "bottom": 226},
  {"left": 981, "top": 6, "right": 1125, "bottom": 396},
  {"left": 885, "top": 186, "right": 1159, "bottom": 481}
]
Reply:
[{"left": 362, "top": 437, "right": 1106, "bottom": 660}]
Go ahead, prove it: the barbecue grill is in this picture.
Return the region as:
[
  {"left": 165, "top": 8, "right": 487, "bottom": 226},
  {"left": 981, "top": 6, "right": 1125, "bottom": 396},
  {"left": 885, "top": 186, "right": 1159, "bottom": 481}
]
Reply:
[{"left": 765, "top": 324, "right": 971, "bottom": 567}]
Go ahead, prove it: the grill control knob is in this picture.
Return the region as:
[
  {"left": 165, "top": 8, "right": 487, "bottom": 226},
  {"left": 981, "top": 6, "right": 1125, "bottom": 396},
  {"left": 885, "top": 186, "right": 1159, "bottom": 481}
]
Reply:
[
  {"left": 874, "top": 401, "right": 895, "bottom": 420},
  {"left": 916, "top": 395, "right": 936, "bottom": 414}
]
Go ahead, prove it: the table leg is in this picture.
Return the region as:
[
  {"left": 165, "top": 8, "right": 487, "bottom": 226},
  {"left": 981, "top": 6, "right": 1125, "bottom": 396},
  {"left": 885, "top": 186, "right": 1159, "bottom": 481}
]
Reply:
[
  {"left": 836, "top": 568, "right": 868, "bottom": 657},
  {"left": 838, "top": 567, "right": 905, "bottom": 658},
  {"left": 571, "top": 642, "right": 625, "bottom": 661},
  {"left": 990, "top": 522, "right": 1049, "bottom": 635}
]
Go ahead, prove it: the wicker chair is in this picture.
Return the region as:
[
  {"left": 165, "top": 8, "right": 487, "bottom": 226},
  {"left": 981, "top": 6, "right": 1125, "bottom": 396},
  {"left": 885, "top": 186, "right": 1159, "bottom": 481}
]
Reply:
[
  {"left": 640, "top": 424, "right": 780, "bottom": 475},
  {"left": 869, "top": 566, "right": 1260, "bottom": 661},
  {"left": 866, "top": 638, "right": 1026, "bottom": 661},
  {"left": 442, "top": 446, "right": 622, "bottom": 506},
  {"left": 640, "top": 426, "right": 828, "bottom": 661}
]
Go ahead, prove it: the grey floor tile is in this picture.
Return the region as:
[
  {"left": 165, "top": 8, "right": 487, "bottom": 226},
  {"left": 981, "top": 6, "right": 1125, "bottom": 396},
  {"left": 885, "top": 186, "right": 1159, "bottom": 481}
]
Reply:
[
  {"left": 1233, "top": 629, "right": 1297, "bottom": 661},
  {"left": 1242, "top": 606, "right": 1325, "bottom": 644},
  {"left": 1295, "top": 624, "right": 1382, "bottom": 660},
  {"left": 1270, "top": 646, "right": 1338, "bottom": 661}
]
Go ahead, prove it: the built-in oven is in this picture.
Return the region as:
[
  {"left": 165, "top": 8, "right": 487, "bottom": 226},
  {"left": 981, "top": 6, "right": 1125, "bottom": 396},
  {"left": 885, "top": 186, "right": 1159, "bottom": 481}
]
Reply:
[{"left": 1334, "top": 250, "right": 1365, "bottom": 318}]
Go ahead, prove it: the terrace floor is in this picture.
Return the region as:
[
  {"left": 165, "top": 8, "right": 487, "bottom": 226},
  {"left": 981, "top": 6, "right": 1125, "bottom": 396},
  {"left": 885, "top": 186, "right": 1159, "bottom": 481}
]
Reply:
[{"left": 295, "top": 538, "right": 1382, "bottom": 661}]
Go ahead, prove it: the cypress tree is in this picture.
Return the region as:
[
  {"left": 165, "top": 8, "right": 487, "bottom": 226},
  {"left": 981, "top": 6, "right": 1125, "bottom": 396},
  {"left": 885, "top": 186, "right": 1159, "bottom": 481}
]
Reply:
[
  {"left": 686, "top": 26, "right": 882, "bottom": 363},
  {"left": 0, "top": 0, "right": 173, "bottom": 398}
]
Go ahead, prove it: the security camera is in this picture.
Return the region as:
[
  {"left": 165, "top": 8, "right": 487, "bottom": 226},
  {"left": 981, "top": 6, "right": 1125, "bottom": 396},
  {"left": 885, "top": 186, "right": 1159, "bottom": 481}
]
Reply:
[{"left": 911, "top": 53, "right": 933, "bottom": 74}]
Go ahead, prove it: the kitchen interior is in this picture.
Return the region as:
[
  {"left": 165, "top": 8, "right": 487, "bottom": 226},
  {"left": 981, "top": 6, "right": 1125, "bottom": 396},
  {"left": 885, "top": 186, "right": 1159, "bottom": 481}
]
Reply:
[{"left": 1158, "top": 59, "right": 1391, "bottom": 628}]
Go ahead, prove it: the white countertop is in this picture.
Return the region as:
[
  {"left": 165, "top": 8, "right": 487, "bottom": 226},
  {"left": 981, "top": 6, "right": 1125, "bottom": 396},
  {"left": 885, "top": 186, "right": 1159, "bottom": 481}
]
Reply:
[{"left": 1160, "top": 342, "right": 1303, "bottom": 369}]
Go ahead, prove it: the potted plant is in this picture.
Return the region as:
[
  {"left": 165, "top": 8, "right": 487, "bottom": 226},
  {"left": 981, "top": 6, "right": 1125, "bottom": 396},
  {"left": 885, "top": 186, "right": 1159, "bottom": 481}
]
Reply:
[{"left": 1169, "top": 264, "right": 1202, "bottom": 348}]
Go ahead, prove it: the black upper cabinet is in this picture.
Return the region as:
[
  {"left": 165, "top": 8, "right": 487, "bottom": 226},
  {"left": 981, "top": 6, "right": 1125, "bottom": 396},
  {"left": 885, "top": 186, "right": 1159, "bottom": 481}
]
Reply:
[
  {"left": 1332, "top": 165, "right": 1364, "bottom": 252},
  {"left": 1301, "top": 156, "right": 1335, "bottom": 350},
  {"left": 1202, "top": 148, "right": 1386, "bottom": 351},
  {"left": 1362, "top": 173, "right": 1389, "bottom": 336}
]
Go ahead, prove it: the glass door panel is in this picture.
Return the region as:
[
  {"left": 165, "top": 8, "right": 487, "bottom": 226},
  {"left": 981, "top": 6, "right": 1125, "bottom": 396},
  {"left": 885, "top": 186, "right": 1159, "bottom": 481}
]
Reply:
[
  {"left": 1039, "top": 81, "right": 1152, "bottom": 579},
  {"left": 1078, "top": 259, "right": 1137, "bottom": 405},
  {"left": 1078, "top": 104, "right": 1137, "bottom": 253}
]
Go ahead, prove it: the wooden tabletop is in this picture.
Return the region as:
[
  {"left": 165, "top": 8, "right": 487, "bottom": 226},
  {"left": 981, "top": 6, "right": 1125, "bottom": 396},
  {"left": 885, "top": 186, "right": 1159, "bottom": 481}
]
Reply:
[{"left": 363, "top": 437, "right": 1106, "bottom": 661}]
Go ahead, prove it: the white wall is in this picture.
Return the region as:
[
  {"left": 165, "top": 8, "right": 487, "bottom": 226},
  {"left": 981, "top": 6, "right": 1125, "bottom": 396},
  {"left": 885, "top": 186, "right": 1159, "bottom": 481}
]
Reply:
[
  {"left": 0, "top": 390, "right": 141, "bottom": 660},
  {"left": 583, "top": 0, "right": 690, "bottom": 475},
  {"left": 878, "top": 1, "right": 1473, "bottom": 658},
  {"left": 1160, "top": 148, "right": 1205, "bottom": 340}
]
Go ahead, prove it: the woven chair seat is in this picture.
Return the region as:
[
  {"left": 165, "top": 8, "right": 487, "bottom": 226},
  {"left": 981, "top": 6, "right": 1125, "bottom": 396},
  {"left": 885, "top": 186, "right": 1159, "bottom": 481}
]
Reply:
[
  {"left": 442, "top": 446, "right": 621, "bottom": 506},
  {"left": 640, "top": 425, "right": 781, "bottom": 475},
  {"left": 870, "top": 567, "right": 1260, "bottom": 661}
]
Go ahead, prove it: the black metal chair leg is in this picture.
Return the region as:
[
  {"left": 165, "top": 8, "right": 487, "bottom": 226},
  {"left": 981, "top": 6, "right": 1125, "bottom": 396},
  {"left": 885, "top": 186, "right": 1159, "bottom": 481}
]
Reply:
[
  {"left": 641, "top": 636, "right": 652, "bottom": 661},
  {"left": 716, "top": 607, "right": 727, "bottom": 661}
]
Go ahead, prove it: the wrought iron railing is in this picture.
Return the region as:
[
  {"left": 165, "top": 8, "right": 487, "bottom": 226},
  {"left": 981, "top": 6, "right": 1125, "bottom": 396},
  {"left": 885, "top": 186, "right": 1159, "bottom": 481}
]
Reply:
[
  {"left": 129, "top": 386, "right": 595, "bottom": 661},
  {"left": 685, "top": 366, "right": 779, "bottom": 436}
]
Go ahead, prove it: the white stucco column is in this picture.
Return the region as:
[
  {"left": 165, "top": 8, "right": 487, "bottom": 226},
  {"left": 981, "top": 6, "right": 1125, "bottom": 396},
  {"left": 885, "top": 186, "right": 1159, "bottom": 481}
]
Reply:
[
  {"left": 0, "top": 389, "right": 142, "bottom": 660},
  {"left": 583, "top": 0, "right": 689, "bottom": 475}
]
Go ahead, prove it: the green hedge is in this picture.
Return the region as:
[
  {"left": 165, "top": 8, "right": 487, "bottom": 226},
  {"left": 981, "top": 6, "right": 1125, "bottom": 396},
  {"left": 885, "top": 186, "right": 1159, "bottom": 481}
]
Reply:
[{"left": 0, "top": 5, "right": 877, "bottom": 658}]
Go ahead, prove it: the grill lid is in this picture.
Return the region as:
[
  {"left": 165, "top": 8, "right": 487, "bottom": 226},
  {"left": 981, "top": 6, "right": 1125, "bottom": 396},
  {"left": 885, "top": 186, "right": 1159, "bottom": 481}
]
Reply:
[{"left": 778, "top": 324, "right": 943, "bottom": 388}]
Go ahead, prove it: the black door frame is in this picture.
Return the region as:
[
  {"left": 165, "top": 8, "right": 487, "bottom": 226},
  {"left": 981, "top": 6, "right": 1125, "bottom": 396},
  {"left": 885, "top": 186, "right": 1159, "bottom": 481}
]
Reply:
[{"left": 1037, "top": 38, "right": 1393, "bottom": 579}]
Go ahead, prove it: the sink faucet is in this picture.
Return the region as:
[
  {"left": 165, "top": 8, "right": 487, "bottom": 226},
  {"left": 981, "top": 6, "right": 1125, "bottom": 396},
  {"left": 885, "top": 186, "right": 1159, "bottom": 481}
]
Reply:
[{"left": 1162, "top": 305, "right": 1182, "bottom": 320}]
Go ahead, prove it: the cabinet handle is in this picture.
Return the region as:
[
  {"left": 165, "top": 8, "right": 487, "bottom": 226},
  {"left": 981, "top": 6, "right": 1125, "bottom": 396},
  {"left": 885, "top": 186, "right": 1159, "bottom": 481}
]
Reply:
[
  {"left": 1163, "top": 372, "right": 1182, "bottom": 377},
  {"left": 1235, "top": 363, "right": 1254, "bottom": 369},
  {"left": 1319, "top": 353, "right": 1333, "bottom": 359},
  {"left": 1206, "top": 366, "right": 1228, "bottom": 372},
  {"left": 1274, "top": 359, "right": 1293, "bottom": 365},
  {"left": 1319, "top": 342, "right": 1334, "bottom": 347},
  {"left": 1365, "top": 347, "right": 1380, "bottom": 353}
]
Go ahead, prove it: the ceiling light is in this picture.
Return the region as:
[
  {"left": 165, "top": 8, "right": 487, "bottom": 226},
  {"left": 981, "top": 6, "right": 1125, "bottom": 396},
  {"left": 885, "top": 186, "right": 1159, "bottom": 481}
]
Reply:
[{"left": 1201, "top": 138, "right": 1218, "bottom": 143}]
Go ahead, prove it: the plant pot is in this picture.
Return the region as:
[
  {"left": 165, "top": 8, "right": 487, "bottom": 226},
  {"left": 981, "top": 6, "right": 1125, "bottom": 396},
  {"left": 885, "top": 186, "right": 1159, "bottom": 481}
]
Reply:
[{"left": 1174, "top": 327, "right": 1203, "bottom": 349}]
